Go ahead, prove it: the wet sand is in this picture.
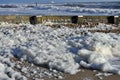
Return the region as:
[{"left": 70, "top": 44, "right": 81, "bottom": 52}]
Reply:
[
  {"left": 47, "top": 68, "right": 120, "bottom": 80},
  {"left": 63, "top": 69, "right": 120, "bottom": 80},
  {"left": 11, "top": 48, "right": 120, "bottom": 80}
]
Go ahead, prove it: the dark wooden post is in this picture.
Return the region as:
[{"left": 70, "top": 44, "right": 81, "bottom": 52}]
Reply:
[
  {"left": 107, "top": 16, "right": 114, "bottom": 24},
  {"left": 29, "top": 16, "right": 37, "bottom": 25},
  {"left": 71, "top": 16, "right": 78, "bottom": 24}
]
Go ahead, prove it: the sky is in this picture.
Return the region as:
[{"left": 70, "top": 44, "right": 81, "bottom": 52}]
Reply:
[{"left": 0, "top": 0, "right": 119, "bottom": 4}]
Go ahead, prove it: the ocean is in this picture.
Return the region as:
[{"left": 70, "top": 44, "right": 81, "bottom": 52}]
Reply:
[{"left": 0, "top": 2, "right": 119, "bottom": 15}]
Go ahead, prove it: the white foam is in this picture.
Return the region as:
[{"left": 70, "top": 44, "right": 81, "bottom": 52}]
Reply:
[{"left": 0, "top": 23, "right": 120, "bottom": 79}]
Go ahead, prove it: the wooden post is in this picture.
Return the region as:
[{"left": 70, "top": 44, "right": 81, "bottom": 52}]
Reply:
[{"left": 114, "top": 16, "right": 119, "bottom": 26}]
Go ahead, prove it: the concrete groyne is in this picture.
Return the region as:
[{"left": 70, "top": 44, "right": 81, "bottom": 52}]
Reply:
[{"left": 0, "top": 15, "right": 119, "bottom": 26}]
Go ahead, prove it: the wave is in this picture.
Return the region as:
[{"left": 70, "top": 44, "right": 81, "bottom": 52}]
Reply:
[{"left": 0, "top": 2, "right": 120, "bottom": 15}]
